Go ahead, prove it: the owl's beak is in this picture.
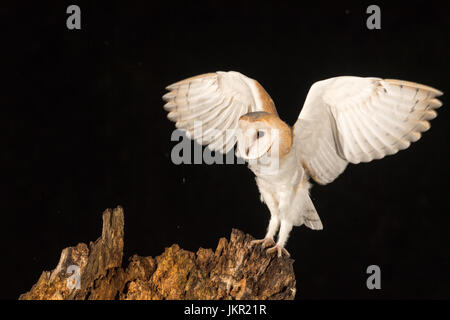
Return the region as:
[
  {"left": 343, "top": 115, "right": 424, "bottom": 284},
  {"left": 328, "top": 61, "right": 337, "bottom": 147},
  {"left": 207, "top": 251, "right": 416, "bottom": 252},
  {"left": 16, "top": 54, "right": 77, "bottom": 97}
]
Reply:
[
  {"left": 236, "top": 129, "right": 252, "bottom": 160},
  {"left": 236, "top": 131, "right": 272, "bottom": 161},
  {"left": 236, "top": 141, "right": 250, "bottom": 160}
]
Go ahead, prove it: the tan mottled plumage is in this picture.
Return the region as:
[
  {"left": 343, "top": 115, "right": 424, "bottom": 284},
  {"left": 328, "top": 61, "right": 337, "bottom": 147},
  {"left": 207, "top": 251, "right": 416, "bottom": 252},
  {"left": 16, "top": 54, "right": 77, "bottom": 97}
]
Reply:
[
  {"left": 253, "top": 80, "right": 279, "bottom": 115},
  {"left": 163, "top": 71, "right": 443, "bottom": 257}
]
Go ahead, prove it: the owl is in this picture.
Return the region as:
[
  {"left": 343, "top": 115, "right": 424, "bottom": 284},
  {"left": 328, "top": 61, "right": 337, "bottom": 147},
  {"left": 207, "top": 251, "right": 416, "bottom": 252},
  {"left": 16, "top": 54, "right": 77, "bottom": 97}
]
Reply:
[{"left": 163, "top": 71, "right": 443, "bottom": 257}]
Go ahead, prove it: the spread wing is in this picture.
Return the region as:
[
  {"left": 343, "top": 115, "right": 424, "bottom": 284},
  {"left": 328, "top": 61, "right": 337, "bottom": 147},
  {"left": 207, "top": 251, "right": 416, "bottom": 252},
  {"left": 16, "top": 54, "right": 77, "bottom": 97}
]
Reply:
[
  {"left": 293, "top": 76, "right": 443, "bottom": 185},
  {"left": 163, "top": 71, "right": 278, "bottom": 153}
]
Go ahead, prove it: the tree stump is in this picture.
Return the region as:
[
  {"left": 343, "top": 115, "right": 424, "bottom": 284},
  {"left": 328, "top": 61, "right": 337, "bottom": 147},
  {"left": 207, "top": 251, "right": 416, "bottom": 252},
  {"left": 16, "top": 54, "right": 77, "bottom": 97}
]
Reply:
[{"left": 19, "top": 206, "right": 296, "bottom": 300}]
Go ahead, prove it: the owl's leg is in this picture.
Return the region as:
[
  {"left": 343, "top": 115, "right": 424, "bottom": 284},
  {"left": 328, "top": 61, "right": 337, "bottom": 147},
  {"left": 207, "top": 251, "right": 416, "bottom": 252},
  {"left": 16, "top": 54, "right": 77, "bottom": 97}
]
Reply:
[
  {"left": 266, "top": 219, "right": 292, "bottom": 257},
  {"left": 250, "top": 188, "right": 280, "bottom": 249},
  {"left": 250, "top": 215, "right": 279, "bottom": 248},
  {"left": 265, "top": 215, "right": 280, "bottom": 239}
]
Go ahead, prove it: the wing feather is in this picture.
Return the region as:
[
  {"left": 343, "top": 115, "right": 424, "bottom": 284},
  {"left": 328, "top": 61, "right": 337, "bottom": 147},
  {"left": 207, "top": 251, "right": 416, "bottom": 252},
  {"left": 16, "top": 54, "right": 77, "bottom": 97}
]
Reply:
[
  {"left": 294, "top": 76, "right": 443, "bottom": 184},
  {"left": 163, "top": 71, "right": 278, "bottom": 153}
]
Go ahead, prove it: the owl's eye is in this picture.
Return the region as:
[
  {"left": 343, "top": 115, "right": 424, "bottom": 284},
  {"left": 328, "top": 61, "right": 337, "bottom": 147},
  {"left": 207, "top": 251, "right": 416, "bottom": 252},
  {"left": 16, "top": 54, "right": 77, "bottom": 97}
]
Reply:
[{"left": 257, "top": 130, "right": 265, "bottom": 139}]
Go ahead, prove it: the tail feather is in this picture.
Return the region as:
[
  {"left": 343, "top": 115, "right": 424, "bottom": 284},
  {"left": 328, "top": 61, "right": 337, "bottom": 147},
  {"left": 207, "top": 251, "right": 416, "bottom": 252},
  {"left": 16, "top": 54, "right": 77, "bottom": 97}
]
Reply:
[
  {"left": 302, "top": 195, "right": 323, "bottom": 230},
  {"left": 290, "top": 187, "right": 323, "bottom": 230}
]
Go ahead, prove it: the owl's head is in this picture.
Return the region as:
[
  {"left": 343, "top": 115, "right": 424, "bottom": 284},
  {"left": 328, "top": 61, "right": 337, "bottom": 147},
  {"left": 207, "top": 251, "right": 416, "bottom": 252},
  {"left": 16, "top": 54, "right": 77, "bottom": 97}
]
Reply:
[{"left": 237, "top": 112, "right": 293, "bottom": 160}]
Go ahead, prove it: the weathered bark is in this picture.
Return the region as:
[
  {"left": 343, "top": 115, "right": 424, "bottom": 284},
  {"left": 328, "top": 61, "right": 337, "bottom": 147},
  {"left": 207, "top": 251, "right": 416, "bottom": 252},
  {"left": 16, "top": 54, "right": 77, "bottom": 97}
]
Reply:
[{"left": 19, "top": 206, "right": 296, "bottom": 300}]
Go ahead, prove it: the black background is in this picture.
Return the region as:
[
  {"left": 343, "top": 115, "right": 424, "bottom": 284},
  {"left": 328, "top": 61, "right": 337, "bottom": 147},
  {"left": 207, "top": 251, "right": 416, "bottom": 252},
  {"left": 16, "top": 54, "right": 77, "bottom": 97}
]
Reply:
[{"left": 2, "top": 1, "right": 450, "bottom": 300}]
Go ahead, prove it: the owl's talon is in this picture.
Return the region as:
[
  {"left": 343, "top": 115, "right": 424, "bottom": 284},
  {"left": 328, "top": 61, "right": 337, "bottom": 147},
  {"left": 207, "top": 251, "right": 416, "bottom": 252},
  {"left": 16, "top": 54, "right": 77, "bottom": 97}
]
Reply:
[
  {"left": 266, "top": 245, "right": 290, "bottom": 258},
  {"left": 249, "top": 238, "right": 275, "bottom": 249}
]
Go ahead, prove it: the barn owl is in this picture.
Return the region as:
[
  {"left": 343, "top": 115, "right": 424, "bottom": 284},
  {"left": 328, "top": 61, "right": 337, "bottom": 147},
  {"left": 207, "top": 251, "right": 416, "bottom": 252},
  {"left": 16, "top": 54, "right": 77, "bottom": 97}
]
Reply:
[{"left": 162, "top": 71, "right": 443, "bottom": 257}]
